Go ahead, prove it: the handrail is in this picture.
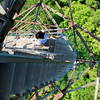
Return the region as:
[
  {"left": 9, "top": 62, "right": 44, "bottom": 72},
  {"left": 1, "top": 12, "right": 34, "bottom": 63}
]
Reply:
[{"left": 0, "top": 53, "right": 71, "bottom": 64}]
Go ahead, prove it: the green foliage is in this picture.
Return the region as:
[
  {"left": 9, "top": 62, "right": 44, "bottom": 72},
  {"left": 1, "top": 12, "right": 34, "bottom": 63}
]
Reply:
[
  {"left": 56, "top": 75, "right": 68, "bottom": 89},
  {"left": 86, "top": 0, "right": 100, "bottom": 9},
  {"left": 18, "top": 0, "right": 100, "bottom": 99},
  {"left": 64, "top": 66, "right": 97, "bottom": 100},
  {"left": 59, "top": 1, "right": 100, "bottom": 60}
]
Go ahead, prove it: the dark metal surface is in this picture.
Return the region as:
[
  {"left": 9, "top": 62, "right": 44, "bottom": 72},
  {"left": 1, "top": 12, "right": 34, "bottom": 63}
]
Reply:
[
  {"left": 0, "top": 37, "right": 76, "bottom": 99},
  {"left": 11, "top": 63, "right": 28, "bottom": 95},
  {"left": 0, "top": 0, "right": 26, "bottom": 49},
  {"left": 0, "top": 63, "right": 15, "bottom": 99},
  {"left": 0, "top": 96, "right": 9, "bottom": 100}
]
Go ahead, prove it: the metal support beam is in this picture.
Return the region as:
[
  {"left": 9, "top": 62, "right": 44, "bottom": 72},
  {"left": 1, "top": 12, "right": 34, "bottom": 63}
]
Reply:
[
  {"left": 0, "top": 0, "right": 26, "bottom": 50},
  {"left": 94, "top": 59, "right": 100, "bottom": 100},
  {"left": 44, "top": 5, "right": 100, "bottom": 42},
  {"left": 0, "top": 52, "right": 71, "bottom": 64}
]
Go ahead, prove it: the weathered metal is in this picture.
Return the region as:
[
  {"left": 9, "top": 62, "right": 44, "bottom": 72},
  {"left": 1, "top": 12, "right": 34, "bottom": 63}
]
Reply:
[
  {"left": 0, "top": 0, "right": 26, "bottom": 50},
  {"left": 0, "top": 0, "right": 26, "bottom": 99},
  {"left": 44, "top": 4, "right": 100, "bottom": 42},
  {"left": 0, "top": 1, "right": 77, "bottom": 100},
  {"left": 0, "top": 37, "right": 76, "bottom": 99}
]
